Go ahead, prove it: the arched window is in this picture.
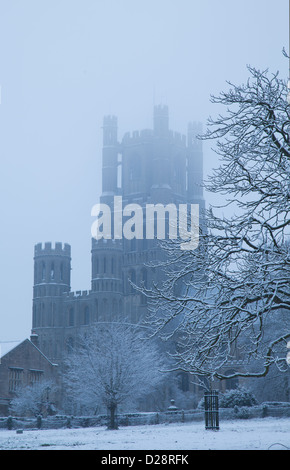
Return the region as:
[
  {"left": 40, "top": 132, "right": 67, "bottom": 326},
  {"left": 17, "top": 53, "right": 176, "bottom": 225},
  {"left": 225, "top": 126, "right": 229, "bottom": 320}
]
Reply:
[
  {"left": 177, "top": 372, "right": 189, "bottom": 392},
  {"left": 41, "top": 303, "right": 45, "bottom": 326},
  {"left": 37, "top": 304, "right": 41, "bottom": 327},
  {"left": 102, "top": 298, "right": 108, "bottom": 315},
  {"left": 111, "top": 257, "right": 115, "bottom": 274},
  {"left": 52, "top": 303, "right": 57, "bottom": 326},
  {"left": 103, "top": 257, "right": 107, "bottom": 274},
  {"left": 60, "top": 262, "right": 64, "bottom": 281},
  {"left": 33, "top": 304, "right": 37, "bottom": 327},
  {"left": 41, "top": 262, "right": 45, "bottom": 281},
  {"left": 51, "top": 262, "right": 55, "bottom": 280},
  {"left": 93, "top": 257, "right": 99, "bottom": 274},
  {"left": 47, "top": 303, "right": 53, "bottom": 327},
  {"left": 83, "top": 306, "right": 90, "bottom": 325},
  {"left": 68, "top": 307, "right": 74, "bottom": 327}
]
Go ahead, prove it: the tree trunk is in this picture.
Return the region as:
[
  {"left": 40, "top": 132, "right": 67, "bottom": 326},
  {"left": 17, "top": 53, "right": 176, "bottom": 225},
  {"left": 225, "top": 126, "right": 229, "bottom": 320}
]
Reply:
[{"left": 107, "top": 404, "right": 118, "bottom": 430}]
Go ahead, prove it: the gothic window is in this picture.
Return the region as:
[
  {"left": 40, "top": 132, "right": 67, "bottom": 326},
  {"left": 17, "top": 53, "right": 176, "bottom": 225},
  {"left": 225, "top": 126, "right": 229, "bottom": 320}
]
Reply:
[
  {"left": 47, "top": 303, "right": 53, "bottom": 327},
  {"left": 177, "top": 372, "right": 189, "bottom": 392},
  {"left": 83, "top": 306, "right": 90, "bottom": 325},
  {"left": 33, "top": 304, "right": 37, "bottom": 327},
  {"left": 60, "top": 262, "right": 64, "bottom": 281},
  {"left": 41, "top": 262, "right": 45, "bottom": 281},
  {"left": 68, "top": 307, "right": 74, "bottom": 327},
  {"left": 52, "top": 303, "right": 56, "bottom": 326},
  {"left": 51, "top": 262, "right": 55, "bottom": 280},
  {"left": 41, "top": 303, "right": 45, "bottom": 327},
  {"left": 102, "top": 298, "right": 108, "bottom": 315},
  {"left": 37, "top": 304, "right": 41, "bottom": 327}
]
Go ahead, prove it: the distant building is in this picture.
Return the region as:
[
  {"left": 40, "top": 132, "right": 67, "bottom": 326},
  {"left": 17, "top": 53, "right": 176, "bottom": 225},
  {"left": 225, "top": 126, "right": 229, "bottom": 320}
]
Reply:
[{"left": 0, "top": 338, "right": 58, "bottom": 416}]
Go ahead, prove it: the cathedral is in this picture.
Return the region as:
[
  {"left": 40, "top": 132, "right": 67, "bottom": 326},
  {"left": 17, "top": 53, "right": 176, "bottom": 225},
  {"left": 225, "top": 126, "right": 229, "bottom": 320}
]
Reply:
[
  {"left": 0, "top": 105, "right": 204, "bottom": 414},
  {"left": 31, "top": 105, "right": 204, "bottom": 363}
]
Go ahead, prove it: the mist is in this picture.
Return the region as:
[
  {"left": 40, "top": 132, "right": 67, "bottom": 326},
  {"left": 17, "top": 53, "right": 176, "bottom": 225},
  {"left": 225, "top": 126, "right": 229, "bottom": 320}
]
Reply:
[{"left": 0, "top": 0, "right": 288, "bottom": 344}]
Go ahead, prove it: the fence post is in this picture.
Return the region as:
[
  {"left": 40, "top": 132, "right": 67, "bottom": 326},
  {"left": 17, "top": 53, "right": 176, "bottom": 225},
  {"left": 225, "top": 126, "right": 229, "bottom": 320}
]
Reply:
[{"left": 204, "top": 390, "right": 219, "bottom": 430}]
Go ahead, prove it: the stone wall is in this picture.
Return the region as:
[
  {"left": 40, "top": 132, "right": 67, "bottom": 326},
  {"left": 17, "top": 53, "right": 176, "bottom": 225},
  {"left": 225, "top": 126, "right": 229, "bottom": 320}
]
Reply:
[{"left": 1, "top": 402, "right": 290, "bottom": 430}]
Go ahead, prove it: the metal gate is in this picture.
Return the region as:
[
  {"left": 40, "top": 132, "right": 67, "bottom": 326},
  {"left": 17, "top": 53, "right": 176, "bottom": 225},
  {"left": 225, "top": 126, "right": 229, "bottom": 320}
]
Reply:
[{"left": 204, "top": 390, "right": 219, "bottom": 430}]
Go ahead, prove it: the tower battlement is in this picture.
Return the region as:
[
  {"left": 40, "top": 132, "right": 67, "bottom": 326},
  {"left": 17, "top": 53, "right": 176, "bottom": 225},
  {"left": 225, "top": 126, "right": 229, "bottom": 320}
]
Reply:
[
  {"left": 91, "top": 238, "right": 123, "bottom": 250},
  {"left": 103, "top": 115, "right": 118, "bottom": 127},
  {"left": 121, "top": 129, "right": 186, "bottom": 147},
  {"left": 122, "top": 129, "right": 153, "bottom": 144},
  {"left": 154, "top": 104, "right": 169, "bottom": 116},
  {"left": 64, "top": 290, "right": 93, "bottom": 299},
  {"left": 34, "top": 242, "right": 71, "bottom": 257}
]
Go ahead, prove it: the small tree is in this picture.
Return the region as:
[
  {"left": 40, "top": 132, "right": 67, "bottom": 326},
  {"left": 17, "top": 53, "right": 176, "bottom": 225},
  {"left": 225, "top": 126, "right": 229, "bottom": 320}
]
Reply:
[
  {"left": 9, "top": 380, "right": 56, "bottom": 417},
  {"left": 64, "top": 322, "right": 168, "bottom": 429}
]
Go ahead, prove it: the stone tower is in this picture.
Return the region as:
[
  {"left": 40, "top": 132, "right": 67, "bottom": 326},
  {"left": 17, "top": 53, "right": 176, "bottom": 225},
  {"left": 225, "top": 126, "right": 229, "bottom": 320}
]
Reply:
[{"left": 32, "top": 242, "right": 71, "bottom": 359}]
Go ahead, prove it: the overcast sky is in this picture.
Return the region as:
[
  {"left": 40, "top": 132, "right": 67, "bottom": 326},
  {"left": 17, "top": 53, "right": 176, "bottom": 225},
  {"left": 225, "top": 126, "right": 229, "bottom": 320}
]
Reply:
[{"left": 0, "top": 0, "right": 288, "bottom": 345}]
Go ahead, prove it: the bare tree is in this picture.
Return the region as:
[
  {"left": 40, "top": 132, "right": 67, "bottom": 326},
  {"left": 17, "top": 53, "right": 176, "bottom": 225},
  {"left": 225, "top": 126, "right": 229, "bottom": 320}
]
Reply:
[
  {"left": 64, "top": 322, "right": 168, "bottom": 429},
  {"left": 142, "top": 64, "right": 290, "bottom": 383}
]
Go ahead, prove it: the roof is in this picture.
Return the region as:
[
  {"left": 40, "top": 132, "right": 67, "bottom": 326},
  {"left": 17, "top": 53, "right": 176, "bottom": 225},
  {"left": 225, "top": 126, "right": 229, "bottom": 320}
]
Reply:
[{"left": 0, "top": 338, "right": 58, "bottom": 367}]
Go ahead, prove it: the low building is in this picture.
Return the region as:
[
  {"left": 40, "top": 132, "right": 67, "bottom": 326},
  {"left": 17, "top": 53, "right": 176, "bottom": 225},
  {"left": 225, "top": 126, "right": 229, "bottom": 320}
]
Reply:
[{"left": 0, "top": 336, "right": 58, "bottom": 416}]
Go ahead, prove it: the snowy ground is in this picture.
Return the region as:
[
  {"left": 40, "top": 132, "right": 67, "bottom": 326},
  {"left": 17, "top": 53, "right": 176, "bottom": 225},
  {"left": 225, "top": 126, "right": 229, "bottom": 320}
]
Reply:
[{"left": 0, "top": 417, "right": 290, "bottom": 450}]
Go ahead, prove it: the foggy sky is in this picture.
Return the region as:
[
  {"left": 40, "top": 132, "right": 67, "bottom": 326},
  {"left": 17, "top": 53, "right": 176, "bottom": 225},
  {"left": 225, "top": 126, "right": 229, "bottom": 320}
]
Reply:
[{"left": 0, "top": 0, "right": 288, "bottom": 344}]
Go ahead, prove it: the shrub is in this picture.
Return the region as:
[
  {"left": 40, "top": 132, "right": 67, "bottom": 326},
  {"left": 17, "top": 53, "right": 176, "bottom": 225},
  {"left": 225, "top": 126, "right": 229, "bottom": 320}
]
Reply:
[
  {"left": 234, "top": 405, "right": 250, "bottom": 419},
  {"left": 220, "top": 387, "right": 257, "bottom": 408}
]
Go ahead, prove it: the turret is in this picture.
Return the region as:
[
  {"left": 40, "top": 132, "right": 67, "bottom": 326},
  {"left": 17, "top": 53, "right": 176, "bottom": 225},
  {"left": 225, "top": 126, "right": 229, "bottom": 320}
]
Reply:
[
  {"left": 32, "top": 242, "right": 71, "bottom": 330},
  {"left": 91, "top": 238, "right": 123, "bottom": 320},
  {"left": 153, "top": 104, "right": 169, "bottom": 137}
]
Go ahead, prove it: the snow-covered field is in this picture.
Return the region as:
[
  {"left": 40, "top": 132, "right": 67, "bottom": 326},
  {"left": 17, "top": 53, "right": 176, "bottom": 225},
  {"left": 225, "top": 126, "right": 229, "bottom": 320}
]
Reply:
[{"left": 0, "top": 417, "right": 289, "bottom": 450}]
